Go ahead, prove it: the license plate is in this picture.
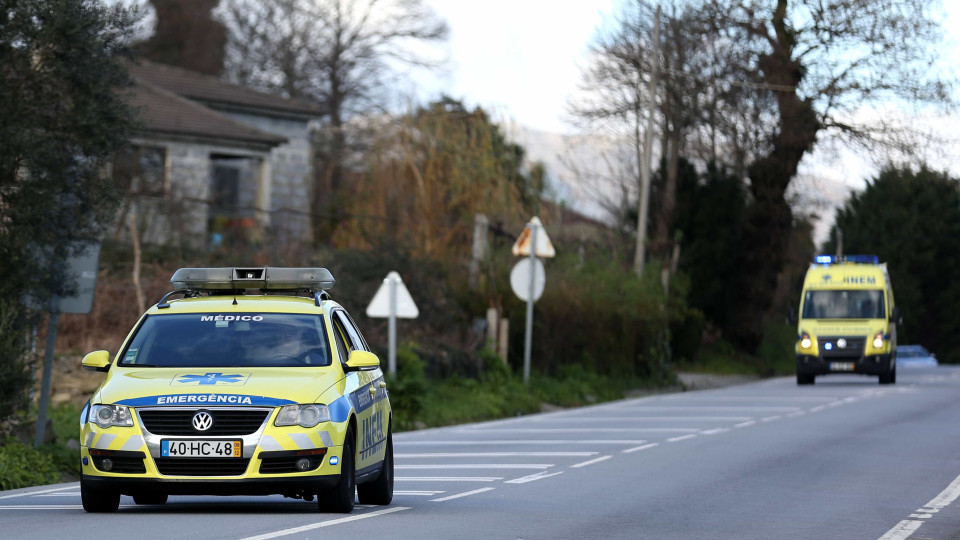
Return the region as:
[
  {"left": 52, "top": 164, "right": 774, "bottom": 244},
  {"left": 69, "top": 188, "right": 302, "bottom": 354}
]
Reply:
[
  {"left": 829, "top": 362, "right": 854, "bottom": 371},
  {"left": 161, "top": 440, "right": 241, "bottom": 458}
]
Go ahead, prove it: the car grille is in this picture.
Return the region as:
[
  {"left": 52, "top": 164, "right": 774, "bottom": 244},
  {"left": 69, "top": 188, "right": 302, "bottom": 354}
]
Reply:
[
  {"left": 154, "top": 457, "right": 250, "bottom": 476},
  {"left": 819, "top": 337, "right": 866, "bottom": 358},
  {"left": 138, "top": 408, "right": 270, "bottom": 436}
]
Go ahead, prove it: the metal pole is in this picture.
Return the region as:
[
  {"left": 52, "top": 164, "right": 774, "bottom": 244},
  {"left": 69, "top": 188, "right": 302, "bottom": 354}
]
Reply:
[
  {"left": 35, "top": 298, "right": 59, "bottom": 447},
  {"left": 523, "top": 224, "right": 537, "bottom": 385},
  {"left": 388, "top": 275, "right": 397, "bottom": 376}
]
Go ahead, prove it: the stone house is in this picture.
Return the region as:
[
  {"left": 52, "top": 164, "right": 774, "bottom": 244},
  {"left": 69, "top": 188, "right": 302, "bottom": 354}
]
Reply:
[{"left": 120, "top": 60, "right": 323, "bottom": 248}]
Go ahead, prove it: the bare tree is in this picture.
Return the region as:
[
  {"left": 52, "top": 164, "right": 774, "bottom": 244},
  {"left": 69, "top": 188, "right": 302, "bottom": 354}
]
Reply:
[{"left": 218, "top": 0, "right": 449, "bottom": 243}]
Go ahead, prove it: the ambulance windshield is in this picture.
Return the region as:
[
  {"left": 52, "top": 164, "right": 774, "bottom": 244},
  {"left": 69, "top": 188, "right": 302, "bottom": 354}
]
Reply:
[
  {"left": 119, "top": 313, "right": 332, "bottom": 367},
  {"left": 801, "top": 290, "right": 885, "bottom": 319}
]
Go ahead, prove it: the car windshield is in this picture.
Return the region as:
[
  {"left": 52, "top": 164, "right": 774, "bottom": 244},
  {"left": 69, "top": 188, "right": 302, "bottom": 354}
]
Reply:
[
  {"left": 898, "top": 346, "right": 929, "bottom": 358},
  {"left": 119, "top": 313, "right": 331, "bottom": 367},
  {"left": 801, "top": 289, "right": 885, "bottom": 319}
]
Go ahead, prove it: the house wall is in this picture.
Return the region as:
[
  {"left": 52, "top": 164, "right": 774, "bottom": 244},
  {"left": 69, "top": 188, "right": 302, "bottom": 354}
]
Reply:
[{"left": 220, "top": 111, "right": 314, "bottom": 244}]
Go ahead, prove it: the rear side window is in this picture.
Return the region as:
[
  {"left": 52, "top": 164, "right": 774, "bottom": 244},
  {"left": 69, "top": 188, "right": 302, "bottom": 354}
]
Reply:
[{"left": 119, "top": 313, "right": 331, "bottom": 367}]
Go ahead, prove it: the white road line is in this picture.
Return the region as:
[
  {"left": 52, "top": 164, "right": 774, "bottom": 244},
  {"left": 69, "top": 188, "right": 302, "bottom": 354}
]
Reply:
[
  {"left": 877, "top": 470, "right": 960, "bottom": 540},
  {"left": 571, "top": 456, "right": 612, "bottom": 468},
  {"left": 397, "top": 452, "right": 596, "bottom": 458},
  {"left": 0, "top": 486, "right": 77, "bottom": 500},
  {"left": 623, "top": 443, "right": 659, "bottom": 453},
  {"left": 734, "top": 421, "right": 756, "bottom": 428},
  {"left": 505, "top": 471, "right": 564, "bottom": 484},
  {"left": 878, "top": 520, "right": 923, "bottom": 540},
  {"left": 760, "top": 415, "right": 782, "bottom": 422},
  {"left": 786, "top": 411, "right": 807, "bottom": 418},
  {"left": 396, "top": 440, "right": 647, "bottom": 445},
  {"left": 810, "top": 406, "right": 827, "bottom": 412},
  {"left": 397, "top": 464, "right": 552, "bottom": 470},
  {"left": 460, "top": 428, "right": 700, "bottom": 433},
  {"left": 700, "top": 428, "right": 729, "bottom": 435},
  {"left": 395, "top": 491, "right": 445, "bottom": 496},
  {"left": 659, "top": 396, "right": 840, "bottom": 402},
  {"left": 0, "top": 505, "right": 85, "bottom": 510},
  {"left": 614, "top": 406, "right": 802, "bottom": 411},
  {"left": 34, "top": 492, "right": 80, "bottom": 497},
  {"left": 396, "top": 476, "right": 501, "bottom": 482},
  {"left": 667, "top": 434, "right": 697, "bottom": 443},
  {"left": 239, "top": 507, "right": 410, "bottom": 540},
  {"left": 530, "top": 416, "right": 754, "bottom": 422},
  {"left": 430, "top": 487, "right": 495, "bottom": 502}
]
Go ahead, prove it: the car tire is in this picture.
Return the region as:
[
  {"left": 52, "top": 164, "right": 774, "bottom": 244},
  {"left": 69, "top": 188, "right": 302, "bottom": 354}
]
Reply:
[
  {"left": 318, "top": 427, "right": 356, "bottom": 513},
  {"left": 132, "top": 493, "right": 168, "bottom": 505},
  {"left": 81, "top": 477, "right": 120, "bottom": 513},
  {"left": 797, "top": 374, "right": 815, "bottom": 385},
  {"left": 880, "top": 368, "right": 896, "bottom": 385},
  {"left": 357, "top": 428, "right": 393, "bottom": 505}
]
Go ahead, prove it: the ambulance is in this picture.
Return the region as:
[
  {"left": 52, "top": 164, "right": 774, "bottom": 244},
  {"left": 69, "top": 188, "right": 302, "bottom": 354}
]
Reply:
[{"left": 792, "top": 255, "right": 900, "bottom": 385}]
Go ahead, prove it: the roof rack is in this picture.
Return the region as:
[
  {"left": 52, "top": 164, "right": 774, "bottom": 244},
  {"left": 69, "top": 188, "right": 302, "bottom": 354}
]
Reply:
[{"left": 158, "top": 267, "right": 335, "bottom": 309}]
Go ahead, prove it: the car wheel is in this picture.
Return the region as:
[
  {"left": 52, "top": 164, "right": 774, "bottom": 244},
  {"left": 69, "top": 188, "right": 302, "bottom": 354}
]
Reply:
[
  {"left": 81, "top": 477, "right": 120, "bottom": 513},
  {"left": 797, "top": 374, "right": 814, "bottom": 385},
  {"left": 318, "top": 427, "right": 355, "bottom": 513},
  {"left": 132, "top": 493, "right": 168, "bottom": 505},
  {"left": 879, "top": 370, "right": 894, "bottom": 384},
  {"left": 357, "top": 428, "right": 393, "bottom": 505}
]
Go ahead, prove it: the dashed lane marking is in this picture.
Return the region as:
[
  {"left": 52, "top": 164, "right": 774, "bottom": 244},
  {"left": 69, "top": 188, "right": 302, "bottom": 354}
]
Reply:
[
  {"left": 623, "top": 443, "right": 659, "bottom": 453},
  {"left": 430, "top": 488, "right": 495, "bottom": 502},
  {"left": 239, "top": 507, "right": 410, "bottom": 540},
  {"left": 571, "top": 456, "right": 612, "bottom": 468},
  {"left": 504, "top": 471, "right": 564, "bottom": 484}
]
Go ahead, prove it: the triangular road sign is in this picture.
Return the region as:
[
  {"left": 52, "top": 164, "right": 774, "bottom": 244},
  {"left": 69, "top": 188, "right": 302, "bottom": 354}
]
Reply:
[
  {"left": 366, "top": 271, "right": 419, "bottom": 318},
  {"left": 511, "top": 216, "right": 556, "bottom": 258}
]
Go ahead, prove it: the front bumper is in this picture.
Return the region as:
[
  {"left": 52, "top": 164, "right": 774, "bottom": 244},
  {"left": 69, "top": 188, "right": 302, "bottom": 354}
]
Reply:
[
  {"left": 82, "top": 473, "right": 340, "bottom": 497},
  {"left": 796, "top": 353, "right": 893, "bottom": 376}
]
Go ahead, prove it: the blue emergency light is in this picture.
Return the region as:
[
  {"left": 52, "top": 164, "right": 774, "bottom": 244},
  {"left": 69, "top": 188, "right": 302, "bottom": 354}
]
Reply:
[{"left": 813, "top": 254, "right": 879, "bottom": 265}]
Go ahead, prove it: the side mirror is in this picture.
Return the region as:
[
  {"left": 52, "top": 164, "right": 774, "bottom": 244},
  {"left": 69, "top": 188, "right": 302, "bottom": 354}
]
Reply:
[
  {"left": 344, "top": 350, "right": 380, "bottom": 372},
  {"left": 786, "top": 306, "right": 797, "bottom": 325},
  {"left": 890, "top": 306, "right": 902, "bottom": 324},
  {"left": 82, "top": 350, "right": 111, "bottom": 372}
]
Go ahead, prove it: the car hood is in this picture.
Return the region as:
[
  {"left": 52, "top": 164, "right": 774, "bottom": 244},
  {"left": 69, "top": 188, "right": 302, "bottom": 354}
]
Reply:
[{"left": 97, "top": 367, "right": 342, "bottom": 408}]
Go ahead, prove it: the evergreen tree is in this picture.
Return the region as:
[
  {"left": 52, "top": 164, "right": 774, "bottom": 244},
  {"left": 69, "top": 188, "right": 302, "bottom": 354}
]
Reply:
[{"left": 827, "top": 165, "right": 960, "bottom": 363}]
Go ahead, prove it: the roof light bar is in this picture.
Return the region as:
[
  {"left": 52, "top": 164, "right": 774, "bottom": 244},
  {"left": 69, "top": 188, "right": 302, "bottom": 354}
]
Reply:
[
  {"left": 813, "top": 254, "right": 879, "bottom": 265},
  {"left": 170, "top": 267, "right": 335, "bottom": 291}
]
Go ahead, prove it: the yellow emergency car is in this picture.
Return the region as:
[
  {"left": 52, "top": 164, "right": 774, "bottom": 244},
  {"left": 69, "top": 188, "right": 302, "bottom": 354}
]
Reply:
[
  {"left": 79, "top": 267, "right": 393, "bottom": 513},
  {"left": 792, "top": 255, "right": 900, "bottom": 385}
]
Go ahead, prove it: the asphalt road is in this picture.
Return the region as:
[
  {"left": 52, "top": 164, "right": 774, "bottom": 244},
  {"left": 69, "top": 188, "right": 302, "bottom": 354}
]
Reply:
[{"left": 4, "top": 365, "right": 960, "bottom": 539}]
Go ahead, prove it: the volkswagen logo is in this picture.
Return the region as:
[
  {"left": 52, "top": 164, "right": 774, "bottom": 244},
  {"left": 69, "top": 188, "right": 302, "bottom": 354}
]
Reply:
[
  {"left": 192, "top": 411, "right": 214, "bottom": 432},
  {"left": 837, "top": 338, "right": 847, "bottom": 349}
]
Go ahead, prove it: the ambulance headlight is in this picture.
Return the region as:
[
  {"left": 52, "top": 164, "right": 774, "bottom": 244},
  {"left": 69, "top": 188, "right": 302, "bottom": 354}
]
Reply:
[
  {"left": 275, "top": 404, "right": 330, "bottom": 428},
  {"left": 90, "top": 404, "right": 133, "bottom": 429},
  {"left": 800, "top": 333, "right": 812, "bottom": 349},
  {"left": 873, "top": 332, "right": 885, "bottom": 349}
]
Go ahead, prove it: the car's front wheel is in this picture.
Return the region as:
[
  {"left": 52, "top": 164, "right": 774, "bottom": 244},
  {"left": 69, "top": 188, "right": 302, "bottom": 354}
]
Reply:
[
  {"left": 318, "top": 427, "right": 356, "bottom": 513},
  {"left": 81, "top": 477, "right": 120, "bottom": 513},
  {"left": 357, "top": 428, "right": 393, "bottom": 505}
]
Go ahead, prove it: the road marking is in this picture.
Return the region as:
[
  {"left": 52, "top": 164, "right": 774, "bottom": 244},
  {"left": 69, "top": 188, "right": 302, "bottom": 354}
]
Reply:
[
  {"left": 667, "top": 434, "right": 697, "bottom": 443},
  {"left": 397, "top": 464, "right": 552, "bottom": 470},
  {"left": 0, "top": 505, "right": 85, "bottom": 510},
  {"left": 0, "top": 486, "right": 77, "bottom": 500},
  {"left": 571, "top": 456, "right": 612, "bottom": 468},
  {"left": 34, "top": 492, "right": 80, "bottom": 497},
  {"left": 786, "top": 411, "right": 806, "bottom": 418},
  {"left": 659, "top": 395, "right": 839, "bottom": 402},
  {"left": 396, "top": 476, "right": 501, "bottom": 482},
  {"left": 878, "top": 470, "right": 960, "bottom": 540},
  {"left": 700, "top": 428, "right": 729, "bottom": 435},
  {"left": 239, "top": 507, "right": 410, "bottom": 540},
  {"left": 616, "top": 406, "right": 802, "bottom": 411},
  {"left": 461, "top": 428, "right": 700, "bottom": 433},
  {"left": 760, "top": 415, "right": 782, "bottom": 423},
  {"left": 810, "top": 406, "right": 827, "bottom": 412},
  {"left": 430, "top": 487, "right": 495, "bottom": 502},
  {"left": 531, "top": 416, "right": 754, "bottom": 422},
  {"left": 395, "top": 490, "right": 445, "bottom": 496},
  {"left": 623, "top": 443, "right": 659, "bottom": 453},
  {"left": 396, "top": 440, "right": 648, "bottom": 445},
  {"left": 734, "top": 421, "right": 756, "bottom": 428},
  {"left": 397, "top": 452, "right": 596, "bottom": 458},
  {"left": 505, "top": 471, "right": 564, "bottom": 484}
]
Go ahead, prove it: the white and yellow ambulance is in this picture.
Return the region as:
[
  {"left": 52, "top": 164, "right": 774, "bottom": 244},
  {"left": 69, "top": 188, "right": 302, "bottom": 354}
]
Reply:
[
  {"left": 79, "top": 267, "right": 392, "bottom": 513},
  {"left": 792, "top": 255, "right": 900, "bottom": 385}
]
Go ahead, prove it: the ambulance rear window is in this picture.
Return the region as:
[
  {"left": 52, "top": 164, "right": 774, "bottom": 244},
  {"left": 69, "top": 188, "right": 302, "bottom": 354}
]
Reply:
[
  {"left": 801, "top": 290, "right": 885, "bottom": 319},
  {"left": 119, "top": 313, "right": 332, "bottom": 367}
]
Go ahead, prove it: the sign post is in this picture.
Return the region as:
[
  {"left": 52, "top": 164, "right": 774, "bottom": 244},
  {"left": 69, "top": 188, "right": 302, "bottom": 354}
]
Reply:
[
  {"left": 366, "top": 271, "right": 419, "bottom": 375},
  {"left": 511, "top": 217, "right": 555, "bottom": 384}
]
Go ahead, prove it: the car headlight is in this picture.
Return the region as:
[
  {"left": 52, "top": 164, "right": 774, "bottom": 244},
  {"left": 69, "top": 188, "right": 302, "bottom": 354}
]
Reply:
[
  {"left": 89, "top": 404, "right": 133, "bottom": 429},
  {"left": 800, "top": 332, "right": 812, "bottom": 349},
  {"left": 275, "top": 404, "right": 330, "bottom": 428},
  {"left": 873, "top": 331, "right": 885, "bottom": 349}
]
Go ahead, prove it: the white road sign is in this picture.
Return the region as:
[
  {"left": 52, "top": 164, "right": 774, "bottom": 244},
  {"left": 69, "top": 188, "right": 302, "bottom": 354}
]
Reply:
[
  {"left": 366, "top": 271, "right": 419, "bottom": 318},
  {"left": 511, "top": 216, "right": 555, "bottom": 258},
  {"left": 510, "top": 258, "right": 545, "bottom": 302}
]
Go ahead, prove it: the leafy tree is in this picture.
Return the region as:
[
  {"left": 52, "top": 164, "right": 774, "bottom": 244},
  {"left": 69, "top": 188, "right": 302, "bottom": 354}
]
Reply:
[
  {"left": 826, "top": 165, "right": 960, "bottom": 363},
  {"left": 218, "top": 0, "right": 449, "bottom": 244},
  {"left": 0, "top": 0, "right": 139, "bottom": 424}
]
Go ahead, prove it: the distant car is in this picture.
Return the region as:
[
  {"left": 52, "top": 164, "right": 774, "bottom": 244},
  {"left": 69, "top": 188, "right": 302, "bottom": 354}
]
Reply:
[
  {"left": 79, "top": 267, "right": 393, "bottom": 514},
  {"left": 896, "top": 345, "right": 938, "bottom": 367}
]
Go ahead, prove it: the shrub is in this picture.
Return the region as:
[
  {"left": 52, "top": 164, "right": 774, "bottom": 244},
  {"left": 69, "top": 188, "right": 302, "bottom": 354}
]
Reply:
[{"left": 0, "top": 438, "right": 60, "bottom": 491}]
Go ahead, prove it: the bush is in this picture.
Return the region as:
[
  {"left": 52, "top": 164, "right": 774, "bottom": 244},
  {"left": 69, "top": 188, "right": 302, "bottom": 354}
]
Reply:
[{"left": 0, "top": 438, "right": 60, "bottom": 491}]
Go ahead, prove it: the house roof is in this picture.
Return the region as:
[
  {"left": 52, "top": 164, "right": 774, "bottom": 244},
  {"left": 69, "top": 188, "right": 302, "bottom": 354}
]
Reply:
[
  {"left": 128, "top": 60, "right": 325, "bottom": 120},
  {"left": 128, "top": 77, "right": 287, "bottom": 149}
]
